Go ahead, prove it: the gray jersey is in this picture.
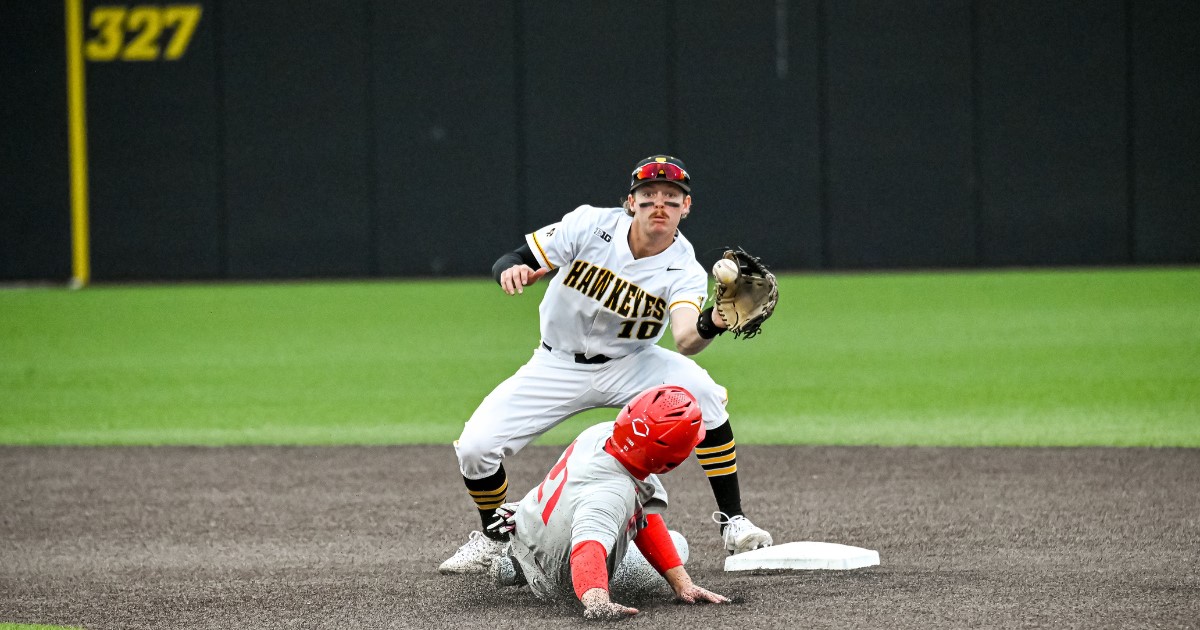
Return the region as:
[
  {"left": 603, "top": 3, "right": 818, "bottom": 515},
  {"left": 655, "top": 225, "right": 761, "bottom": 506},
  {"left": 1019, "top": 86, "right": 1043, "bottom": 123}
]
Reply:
[{"left": 509, "top": 422, "right": 668, "bottom": 600}]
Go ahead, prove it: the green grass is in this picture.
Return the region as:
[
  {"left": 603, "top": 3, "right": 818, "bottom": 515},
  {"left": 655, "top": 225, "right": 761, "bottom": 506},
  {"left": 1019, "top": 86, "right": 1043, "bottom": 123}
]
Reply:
[{"left": 1, "top": 268, "right": 1197, "bottom": 447}]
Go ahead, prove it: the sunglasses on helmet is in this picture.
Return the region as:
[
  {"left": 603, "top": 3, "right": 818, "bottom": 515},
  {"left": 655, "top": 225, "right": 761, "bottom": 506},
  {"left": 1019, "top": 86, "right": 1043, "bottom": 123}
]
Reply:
[{"left": 632, "top": 162, "right": 689, "bottom": 183}]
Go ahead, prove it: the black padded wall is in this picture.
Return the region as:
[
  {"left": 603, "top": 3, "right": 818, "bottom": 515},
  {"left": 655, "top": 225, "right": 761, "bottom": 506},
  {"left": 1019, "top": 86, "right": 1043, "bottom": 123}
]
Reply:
[
  {"left": 83, "top": 0, "right": 223, "bottom": 279},
  {"left": 976, "top": 0, "right": 1130, "bottom": 265},
  {"left": 1, "top": 2, "right": 72, "bottom": 281},
  {"left": 219, "top": 1, "right": 374, "bottom": 278},
  {"left": 1130, "top": 0, "right": 1200, "bottom": 263},
  {"left": 3, "top": 0, "right": 1197, "bottom": 282},
  {"left": 371, "top": 2, "right": 520, "bottom": 276},
  {"left": 676, "top": 0, "right": 824, "bottom": 269},
  {"left": 825, "top": 0, "right": 976, "bottom": 268},
  {"left": 517, "top": 1, "right": 673, "bottom": 230}
]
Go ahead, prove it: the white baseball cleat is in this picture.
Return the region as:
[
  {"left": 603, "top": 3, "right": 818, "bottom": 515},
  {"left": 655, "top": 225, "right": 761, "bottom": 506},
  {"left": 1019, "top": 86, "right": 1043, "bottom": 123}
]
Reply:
[
  {"left": 438, "top": 531, "right": 507, "bottom": 574},
  {"left": 713, "top": 512, "right": 774, "bottom": 555}
]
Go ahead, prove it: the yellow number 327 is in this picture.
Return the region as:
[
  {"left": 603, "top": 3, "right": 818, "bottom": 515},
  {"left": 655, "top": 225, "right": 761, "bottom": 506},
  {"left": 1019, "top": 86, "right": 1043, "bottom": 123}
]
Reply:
[{"left": 85, "top": 4, "right": 203, "bottom": 62}]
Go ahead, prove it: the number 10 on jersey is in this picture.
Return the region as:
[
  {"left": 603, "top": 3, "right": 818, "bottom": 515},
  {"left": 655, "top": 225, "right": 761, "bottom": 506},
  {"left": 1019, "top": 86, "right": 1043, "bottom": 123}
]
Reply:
[{"left": 617, "top": 320, "right": 663, "bottom": 340}]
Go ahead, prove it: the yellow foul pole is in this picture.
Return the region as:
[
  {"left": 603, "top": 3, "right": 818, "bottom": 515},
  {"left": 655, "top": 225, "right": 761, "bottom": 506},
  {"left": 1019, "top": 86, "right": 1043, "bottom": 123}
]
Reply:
[{"left": 65, "top": 0, "right": 90, "bottom": 288}]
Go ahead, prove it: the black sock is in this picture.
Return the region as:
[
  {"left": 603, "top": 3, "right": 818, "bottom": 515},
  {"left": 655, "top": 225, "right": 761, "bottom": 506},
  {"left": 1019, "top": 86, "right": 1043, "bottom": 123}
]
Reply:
[
  {"left": 695, "top": 421, "right": 743, "bottom": 528},
  {"left": 463, "top": 465, "right": 508, "bottom": 540}
]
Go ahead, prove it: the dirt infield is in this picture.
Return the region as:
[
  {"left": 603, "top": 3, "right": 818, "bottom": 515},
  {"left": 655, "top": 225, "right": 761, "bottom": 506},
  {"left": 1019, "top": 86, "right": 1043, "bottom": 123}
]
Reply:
[{"left": 3, "top": 444, "right": 1198, "bottom": 629}]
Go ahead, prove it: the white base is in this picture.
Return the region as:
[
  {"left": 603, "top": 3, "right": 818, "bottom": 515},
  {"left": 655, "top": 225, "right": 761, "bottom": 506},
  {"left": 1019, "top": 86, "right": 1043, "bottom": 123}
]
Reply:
[{"left": 723, "top": 541, "right": 880, "bottom": 572}]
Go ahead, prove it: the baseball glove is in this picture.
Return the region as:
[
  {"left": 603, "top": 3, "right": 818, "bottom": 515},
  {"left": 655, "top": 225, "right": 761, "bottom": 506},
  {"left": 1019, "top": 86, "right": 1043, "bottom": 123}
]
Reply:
[{"left": 712, "top": 247, "right": 779, "bottom": 339}]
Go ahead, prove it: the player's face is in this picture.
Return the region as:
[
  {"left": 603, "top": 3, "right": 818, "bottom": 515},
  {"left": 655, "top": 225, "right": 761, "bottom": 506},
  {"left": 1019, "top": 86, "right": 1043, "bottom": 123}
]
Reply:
[{"left": 628, "top": 182, "right": 691, "bottom": 236}]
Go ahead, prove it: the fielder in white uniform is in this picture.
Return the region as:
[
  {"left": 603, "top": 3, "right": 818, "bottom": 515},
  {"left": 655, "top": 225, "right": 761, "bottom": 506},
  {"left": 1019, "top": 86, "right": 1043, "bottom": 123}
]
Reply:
[
  {"left": 487, "top": 385, "right": 728, "bottom": 621},
  {"left": 441, "top": 155, "right": 772, "bottom": 575}
]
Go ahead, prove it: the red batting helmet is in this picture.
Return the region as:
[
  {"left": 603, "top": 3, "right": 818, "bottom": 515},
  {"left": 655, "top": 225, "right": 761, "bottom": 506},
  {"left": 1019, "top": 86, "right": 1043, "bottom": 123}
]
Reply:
[{"left": 610, "top": 385, "right": 706, "bottom": 475}]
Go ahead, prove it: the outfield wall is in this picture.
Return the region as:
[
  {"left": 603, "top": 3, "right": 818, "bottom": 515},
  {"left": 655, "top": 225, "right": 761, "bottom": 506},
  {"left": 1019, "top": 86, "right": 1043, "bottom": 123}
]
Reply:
[{"left": 3, "top": 1, "right": 1197, "bottom": 281}]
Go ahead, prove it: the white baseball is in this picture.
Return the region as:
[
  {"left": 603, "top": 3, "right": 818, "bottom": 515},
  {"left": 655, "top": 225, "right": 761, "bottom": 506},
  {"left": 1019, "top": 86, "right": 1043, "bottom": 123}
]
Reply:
[{"left": 712, "top": 258, "right": 739, "bottom": 284}]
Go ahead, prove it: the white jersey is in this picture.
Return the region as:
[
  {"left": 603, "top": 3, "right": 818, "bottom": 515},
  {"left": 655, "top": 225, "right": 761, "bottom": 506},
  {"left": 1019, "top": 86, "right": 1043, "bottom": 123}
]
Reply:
[
  {"left": 509, "top": 422, "right": 668, "bottom": 600},
  {"left": 525, "top": 206, "right": 709, "bottom": 359}
]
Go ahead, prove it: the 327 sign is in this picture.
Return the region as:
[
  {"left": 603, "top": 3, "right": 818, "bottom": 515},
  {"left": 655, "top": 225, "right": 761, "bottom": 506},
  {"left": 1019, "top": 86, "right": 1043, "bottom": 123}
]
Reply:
[{"left": 84, "top": 4, "right": 203, "bottom": 62}]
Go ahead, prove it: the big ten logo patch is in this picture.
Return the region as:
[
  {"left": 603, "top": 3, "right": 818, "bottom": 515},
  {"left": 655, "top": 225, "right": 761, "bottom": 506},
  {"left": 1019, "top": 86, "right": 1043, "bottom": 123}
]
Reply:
[{"left": 593, "top": 228, "right": 612, "bottom": 242}]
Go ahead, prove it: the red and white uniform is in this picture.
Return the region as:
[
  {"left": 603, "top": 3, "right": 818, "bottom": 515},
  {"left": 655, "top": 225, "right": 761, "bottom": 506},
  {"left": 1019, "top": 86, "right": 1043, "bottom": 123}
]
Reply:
[
  {"left": 509, "top": 422, "right": 668, "bottom": 600},
  {"left": 455, "top": 205, "right": 729, "bottom": 479}
]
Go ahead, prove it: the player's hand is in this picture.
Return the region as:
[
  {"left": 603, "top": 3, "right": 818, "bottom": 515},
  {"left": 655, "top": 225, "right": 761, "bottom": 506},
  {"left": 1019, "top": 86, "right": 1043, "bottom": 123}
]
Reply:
[
  {"left": 580, "top": 588, "right": 638, "bottom": 621},
  {"left": 487, "top": 502, "right": 519, "bottom": 536},
  {"left": 673, "top": 582, "right": 730, "bottom": 605},
  {"left": 664, "top": 568, "right": 730, "bottom": 605},
  {"left": 500, "top": 265, "right": 549, "bottom": 295}
]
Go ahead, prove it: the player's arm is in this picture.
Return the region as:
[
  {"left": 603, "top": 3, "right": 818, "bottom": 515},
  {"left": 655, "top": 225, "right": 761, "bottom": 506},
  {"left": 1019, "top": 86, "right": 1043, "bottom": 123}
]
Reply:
[
  {"left": 634, "top": 514, "right": 730, "bottom": 605},
  {"left": 492, "top": 244, "right": 548, "bottom": 295},
  {"left": 571, "top": 540, "right": 639, "bottom": 620},
  {"left": 571, "top": 491, "right": 640, "bottom": 620},
  {"left": 670, "top": 305, "right": 727, "bottom": 356}
]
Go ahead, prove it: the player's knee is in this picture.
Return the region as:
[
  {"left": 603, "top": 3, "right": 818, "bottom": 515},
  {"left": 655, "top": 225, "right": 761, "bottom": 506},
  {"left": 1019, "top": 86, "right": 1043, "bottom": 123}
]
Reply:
[
  {"left": 453, "top": 434, "right": 502, "bottom": 479},
  {"left": 671, "top": 364, "right": 725, "bottom": 402},
  {"left": 688, "top": 381, "right": 729, "bottom": 426}
]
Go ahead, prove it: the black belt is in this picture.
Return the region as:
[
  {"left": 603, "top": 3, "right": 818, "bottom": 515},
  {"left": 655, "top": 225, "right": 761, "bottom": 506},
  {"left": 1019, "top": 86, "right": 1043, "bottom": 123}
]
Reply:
[{"left": 542, "top": 341, "right": 612, "bottom": 364}]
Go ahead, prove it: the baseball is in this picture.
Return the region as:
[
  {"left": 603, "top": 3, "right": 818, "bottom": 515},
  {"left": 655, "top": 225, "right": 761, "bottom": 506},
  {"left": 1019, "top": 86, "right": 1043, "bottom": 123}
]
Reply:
[{"left": 713, "top": 258, "right": 739, "bottom": 284}]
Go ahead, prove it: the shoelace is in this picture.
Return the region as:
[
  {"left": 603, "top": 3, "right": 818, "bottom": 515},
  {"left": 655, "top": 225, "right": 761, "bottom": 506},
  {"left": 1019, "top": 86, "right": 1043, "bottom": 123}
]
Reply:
[
  {"left": 465, "top": 530, "right": 498, "bottom": 550},
  {"left": 712, "top": 511, "right": 744, "bottom": 532}
]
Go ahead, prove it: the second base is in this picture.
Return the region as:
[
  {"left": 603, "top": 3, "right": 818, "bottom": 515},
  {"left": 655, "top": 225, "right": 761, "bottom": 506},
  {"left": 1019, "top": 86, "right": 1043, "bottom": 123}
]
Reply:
[{"left": 724, "top": 541, "right": 880, "bottom": 572}]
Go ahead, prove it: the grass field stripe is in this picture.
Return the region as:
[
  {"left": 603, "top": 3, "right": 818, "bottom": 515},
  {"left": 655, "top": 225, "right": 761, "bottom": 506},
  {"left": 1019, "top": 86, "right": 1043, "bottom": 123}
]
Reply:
[{"left": 3, "top": 269, "right": 1197, "bottom": 447}]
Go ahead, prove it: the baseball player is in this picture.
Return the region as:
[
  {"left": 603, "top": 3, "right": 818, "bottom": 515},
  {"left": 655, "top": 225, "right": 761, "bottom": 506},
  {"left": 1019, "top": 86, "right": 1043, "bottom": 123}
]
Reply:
[
  {"left": 440, "top": 155, "right": 772, "bottom": 574},
  {"left": 486, "top": 385, "right": 729, "bottom": 620}
]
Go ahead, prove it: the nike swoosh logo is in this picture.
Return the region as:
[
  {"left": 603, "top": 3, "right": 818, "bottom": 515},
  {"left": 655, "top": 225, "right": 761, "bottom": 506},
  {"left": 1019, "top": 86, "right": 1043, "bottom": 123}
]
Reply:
[{"left": 667, "top": 267, "right": 684, "bottom": 271}]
